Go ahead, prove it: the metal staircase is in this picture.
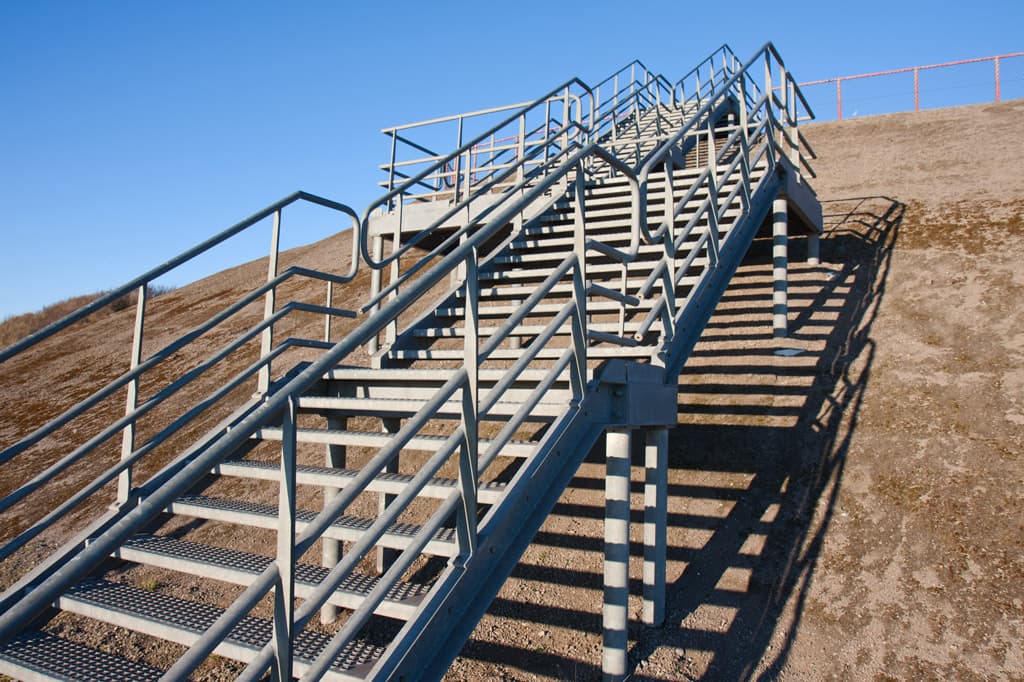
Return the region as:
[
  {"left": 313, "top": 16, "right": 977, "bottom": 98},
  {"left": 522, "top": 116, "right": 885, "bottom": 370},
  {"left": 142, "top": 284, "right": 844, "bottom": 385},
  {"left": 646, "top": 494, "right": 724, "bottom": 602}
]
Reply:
[{"left": 0, "top": 43, "right": 821, "bottom": 681}]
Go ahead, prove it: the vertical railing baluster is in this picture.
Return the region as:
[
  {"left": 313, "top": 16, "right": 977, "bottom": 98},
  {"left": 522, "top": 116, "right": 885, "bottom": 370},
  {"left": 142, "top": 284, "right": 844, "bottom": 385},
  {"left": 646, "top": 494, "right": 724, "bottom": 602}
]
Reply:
[
  {"left": 368, "top": 235, "right": 383, "bottom": 356},
  {"left": 515, "top": 113, "right": 527, "bottom": 233},
  {"left": 258, "top": 209, "right": 282, "bottom": 395},
  {"left": 387, "top": 200, "right": 402, "bottom": 347},
  {"left": 117, "top": 283, "right": 147, "bottom": 504},
  {"left": 544, "top": 99, "right": 552, "bottom": 171},
  {"left": 738, "top": 77, "right": 753, "bottom": 212},
  {"left": 570, "top": 260, "right": 588, "bottom": 403},
  {"left": 324, "top": 281, "right": 333, "bottom": 344},
  {"left": 388, "top": 130, "right": 399, "bottom": 204},
  {"left": 454, "top": 117, "right": 464, "bottom": 204},
  {"left": 456, "top": 249, "right": 479, "bottom": 560},
  {"left": 272, "top": 396, "right": 297, "bottom": 682},
  {"left": 562, "top": 86, "right": 571, "bottom": 158}
]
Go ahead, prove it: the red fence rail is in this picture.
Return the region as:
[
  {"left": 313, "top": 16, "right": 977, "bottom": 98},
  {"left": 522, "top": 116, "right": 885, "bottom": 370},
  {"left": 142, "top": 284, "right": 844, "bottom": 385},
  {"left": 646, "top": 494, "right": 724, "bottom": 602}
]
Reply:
[{"left": 799, "top": 51, "right": 1024, "bottom": 120}]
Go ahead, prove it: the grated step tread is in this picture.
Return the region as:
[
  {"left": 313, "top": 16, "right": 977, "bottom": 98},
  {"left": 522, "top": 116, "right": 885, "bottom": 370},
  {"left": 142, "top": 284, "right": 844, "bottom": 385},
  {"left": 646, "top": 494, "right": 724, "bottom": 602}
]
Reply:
[
  {"left": 169, "top": 495, "right": 457, "bottom": 556},
  {"left": 214, "top": 456, "right": 508, "bottom": 504},
  {"left": 0, "top": 630, "right": 164, "bottom": 682},
  {"left": 255, "top": 427, "right": 536, "bottom": 458},
  {"left": 60, "top": 578, "right": 382, "bottom": 676},
  {"left": 295, "top": 395, "right": 566, "bottom": 420},
  {"left": 118, "top": 534, "right": 430, "bottom": 619}
]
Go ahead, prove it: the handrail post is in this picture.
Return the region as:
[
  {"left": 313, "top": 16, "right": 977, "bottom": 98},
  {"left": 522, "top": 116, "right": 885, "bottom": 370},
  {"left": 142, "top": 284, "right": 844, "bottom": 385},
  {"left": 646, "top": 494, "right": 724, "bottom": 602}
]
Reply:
[
  {"left": 272, "top": 395, "right": 297, "bottom": 681},
  {"left": 515, "top": 114, "right": 527, "bottom": 233},
  {"left": 454, "top": 117, "right": 464, "bottom": 204},
  {"left": 707, "top": 175, "right": 721, "bottom": 268},
  {"left": 787, "top": 76, "right": 801, "bottom": 183},
  {"left": 386, "top": 200, "right": 403, "bottom": 347},
  {"left": 570, "top": 260, "right": 588, "bottom": 403},
  {"left": 368, "top": 235, "right": 383, "bottom": 357},
  {"left": 258, "top": 209, "right": 282, "bottom": 395},
  {"left": 544, "top": 99, "right": 552, "bottom": 170},
  {"left": 456, "top": 249, "right": 479, "bottom": 561},
  {"left": 117, "top": 284, "right": 147, "bottom": 504},
  {"left": 837, "top": 78, "right": 843, "bottom": 120},
  {"left": 324, "top": 282, "right": 334, "bottom": 344},
  {"left": 573, "top": 161, "right": 588, "bottom": 289},
  {"left": 387, "top": 130, "right": 399, "bottom": 205},
  {"left": 562, "top": 86, "right": 572, "bottom": 158}
]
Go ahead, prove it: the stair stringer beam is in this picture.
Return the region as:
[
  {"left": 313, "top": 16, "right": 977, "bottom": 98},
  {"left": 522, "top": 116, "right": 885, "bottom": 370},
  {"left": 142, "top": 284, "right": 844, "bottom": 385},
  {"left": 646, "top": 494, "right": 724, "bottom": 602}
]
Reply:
[
  {"left": 661, "top": 168, "right": 785, "bottom": 377},
  {"left": 366, "top": 382, "right": 615, "bottom": 680}
]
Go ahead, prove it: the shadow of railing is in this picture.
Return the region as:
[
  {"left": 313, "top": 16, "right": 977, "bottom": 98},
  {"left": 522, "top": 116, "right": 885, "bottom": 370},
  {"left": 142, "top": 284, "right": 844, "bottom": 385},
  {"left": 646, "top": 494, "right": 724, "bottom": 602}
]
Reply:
[{"left": 447, "top": 196, "right": 903, "bottom": 680}]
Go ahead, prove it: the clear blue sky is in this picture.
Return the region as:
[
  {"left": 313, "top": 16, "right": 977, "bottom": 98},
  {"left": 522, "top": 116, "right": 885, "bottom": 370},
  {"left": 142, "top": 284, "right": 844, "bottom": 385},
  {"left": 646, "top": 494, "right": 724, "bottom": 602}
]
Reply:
[{"left": 2, "top": 0, "right": 1021, "bottom": 319}]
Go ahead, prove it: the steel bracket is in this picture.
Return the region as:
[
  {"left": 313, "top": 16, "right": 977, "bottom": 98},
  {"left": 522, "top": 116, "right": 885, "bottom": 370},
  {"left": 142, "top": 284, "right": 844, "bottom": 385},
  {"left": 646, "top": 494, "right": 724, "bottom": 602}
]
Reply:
[{"left": 598, "top": 359, "right": 678, "bottom": 427}]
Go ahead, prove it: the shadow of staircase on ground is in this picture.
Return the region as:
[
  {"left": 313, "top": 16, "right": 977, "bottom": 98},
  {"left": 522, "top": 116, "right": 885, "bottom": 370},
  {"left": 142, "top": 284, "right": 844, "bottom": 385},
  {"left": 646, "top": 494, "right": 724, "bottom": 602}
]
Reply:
[{"left": 448, "top": 196, "right": 903, "bottom": 681}]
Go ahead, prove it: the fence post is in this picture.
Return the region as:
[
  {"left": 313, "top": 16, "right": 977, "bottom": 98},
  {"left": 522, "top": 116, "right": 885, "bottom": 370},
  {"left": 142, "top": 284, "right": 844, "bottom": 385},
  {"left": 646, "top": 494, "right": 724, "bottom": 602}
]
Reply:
[
  {"left": 995, "top": 56, "right": 1001, "bottom": 102},
  {"left": 914, "top": 68, "right": 920, "bottom": 111}
]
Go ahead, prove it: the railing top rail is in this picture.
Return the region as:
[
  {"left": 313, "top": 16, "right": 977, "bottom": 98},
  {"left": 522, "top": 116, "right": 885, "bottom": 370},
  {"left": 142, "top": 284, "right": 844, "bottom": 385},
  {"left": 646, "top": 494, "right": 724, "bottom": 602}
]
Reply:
[
  {"left": 800, "top": 50, "right": 1024, "bottom": 86},
  {"left": 381, "top": 100, "right": 536, "bottom": 134},
  {"left": 590, "top": 58, "right": 674, "bottom": 95},
  {"left": 671, "top": 44, "right": 737, "bottom": 91},
  {"left": 763, "top": 42, "right": 815, "bottom": 119},
  {"left": 0, "top": 191, "right": 359, "bottom": 364},
  {"left": 363, "top": 76, "right": 594, "bottom": 220},
  {"left": 641, "top": 41, "right": 804, "bottom": 179}
]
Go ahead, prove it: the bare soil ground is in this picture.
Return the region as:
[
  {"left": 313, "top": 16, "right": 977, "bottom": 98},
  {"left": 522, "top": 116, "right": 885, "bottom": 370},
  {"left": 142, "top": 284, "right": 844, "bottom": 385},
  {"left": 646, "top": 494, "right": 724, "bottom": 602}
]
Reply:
[
  {"left": 2, "top": 100, "right": 1022, "bottom": 681},
  {"left": 443, "top": 100, "right": 1024, "bottom": 681}
]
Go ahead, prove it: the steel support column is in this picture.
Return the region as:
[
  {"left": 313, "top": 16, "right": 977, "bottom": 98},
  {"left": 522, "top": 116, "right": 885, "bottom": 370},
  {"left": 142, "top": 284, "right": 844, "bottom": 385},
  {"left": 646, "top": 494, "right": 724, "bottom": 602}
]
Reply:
[
  {"left": 642, "top": 427, "right": 668, "bottom": 627},
  {"left": 772, "top": 196, "right": 789, "bottom": 338},
  {"left": 807, "top": 233, "right": 820, "bottom": 266},
  {"left": 321, "top": 414, "right": 346, "bottom": 624},
  {"left": 603, "top": 428, "right": 632, "bottom": 681}
]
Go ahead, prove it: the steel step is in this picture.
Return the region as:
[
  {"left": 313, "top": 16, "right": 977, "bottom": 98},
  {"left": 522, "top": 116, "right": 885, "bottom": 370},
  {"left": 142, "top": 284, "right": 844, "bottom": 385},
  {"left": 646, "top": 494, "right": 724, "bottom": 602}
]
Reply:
[
  {"left": 539, "top": 193, "right": 744, "bottom": 222},
  {"left": 495, "top": 247, "right": 714, "bottom": 264},
  {"left": 254, "top": 426, "right": 536, "bottom": 458},
  {"left": 512, "top": 223, "right": 734, "bottom": 251},
  {"left": 115, "top": 534, "right": 430, "bottom": 620},
  {"left": 59, "top": 578, "right": 381, "bottom": 681},
  {"left": 295, "top": 395, "right": 567, "bottom": 421},
  {"left": 452, "top": 276, "right": 684, "bottom": 300},
  {"left": 481, "top": 261, "right": 703, "bottom": 281},
  {"left": 168, "top": 495, "right": 458, "bottom": 557},
  {"left": 436, "top": 299, "right": 659, "bottom": 318},
  {"left": 324, "top": 366, "right": 573, "bottom": 384},
  {"left": 412, "top": 321, "right": 646, "bottom": 338},
  {"left": 0, "top": 630, "right": 164, "bottom": 682},
  {"left": 386, "top": 345, "right": 652, "bottom": 362},
  {"left": 213, "top": 457, "right": 508, "bottom": 504}
]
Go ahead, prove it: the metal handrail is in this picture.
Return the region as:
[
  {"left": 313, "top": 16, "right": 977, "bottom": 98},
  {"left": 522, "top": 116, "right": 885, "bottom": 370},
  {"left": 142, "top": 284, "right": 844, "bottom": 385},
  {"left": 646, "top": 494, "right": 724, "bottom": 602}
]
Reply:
[
  {"left": 0, "top": 193, "right": 360, "bottom": 564},
  {"left": 0, "top": 192, "right": 357, "bottom": 363}
]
